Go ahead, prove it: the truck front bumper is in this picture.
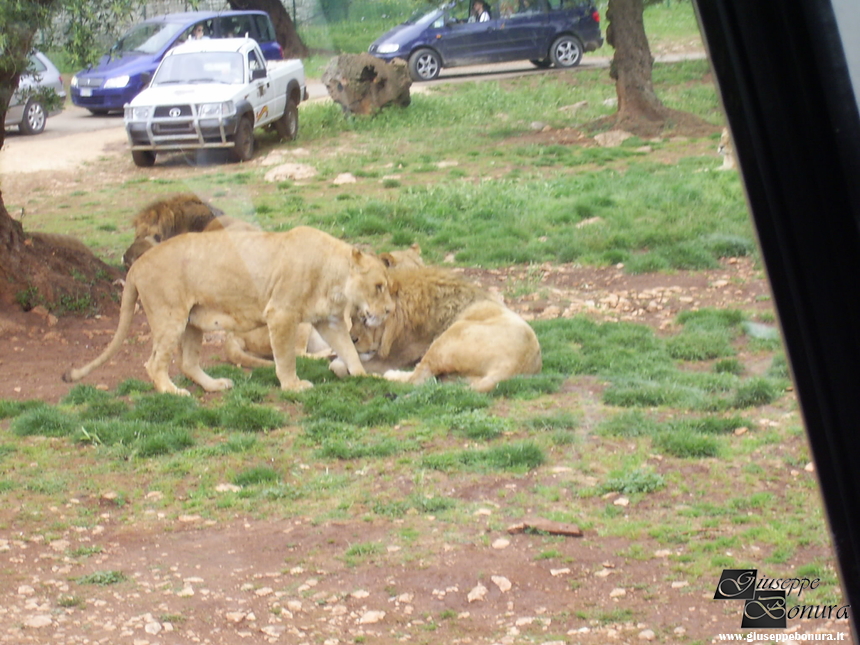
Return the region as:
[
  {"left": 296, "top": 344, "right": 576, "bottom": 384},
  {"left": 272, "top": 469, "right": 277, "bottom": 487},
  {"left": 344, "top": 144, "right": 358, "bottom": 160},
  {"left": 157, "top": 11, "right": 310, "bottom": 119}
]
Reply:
[{"left": 125, "top": 109, "right": 242, "bottom": 151}]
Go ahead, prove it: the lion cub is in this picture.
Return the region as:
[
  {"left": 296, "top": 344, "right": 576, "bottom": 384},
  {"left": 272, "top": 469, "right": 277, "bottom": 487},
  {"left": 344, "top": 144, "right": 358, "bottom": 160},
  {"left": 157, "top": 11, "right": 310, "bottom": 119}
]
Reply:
[{"left": 64, "top": 227, "right": 393, "bottom": 394}]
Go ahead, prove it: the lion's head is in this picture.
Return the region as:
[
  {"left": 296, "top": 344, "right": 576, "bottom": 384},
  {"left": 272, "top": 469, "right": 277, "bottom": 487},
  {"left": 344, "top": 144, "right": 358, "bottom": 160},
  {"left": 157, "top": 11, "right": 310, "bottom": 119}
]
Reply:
[{"left": 346, "top": 249, "right": 394, "bottom": 329}]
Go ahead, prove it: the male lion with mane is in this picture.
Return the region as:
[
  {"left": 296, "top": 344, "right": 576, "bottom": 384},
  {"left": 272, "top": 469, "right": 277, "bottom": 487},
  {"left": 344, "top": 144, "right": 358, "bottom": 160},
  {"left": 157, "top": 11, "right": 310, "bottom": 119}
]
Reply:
[
  {"left": 335, "top": 265, "right": 542, "bottom": 392},
  {"left": 122, "top": 193, "right": 224, "bottom": 268},
  {"left": 64, "top": 226, "right": 393, "bottom": 394}
]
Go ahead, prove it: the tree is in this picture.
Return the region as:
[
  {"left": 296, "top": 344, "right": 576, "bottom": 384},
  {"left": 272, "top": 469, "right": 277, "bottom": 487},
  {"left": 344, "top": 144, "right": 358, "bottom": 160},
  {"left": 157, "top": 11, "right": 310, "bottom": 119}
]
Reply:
[
  {"left": 603, "top": 0, "right": 712, "bottom": 137},
  {"left": 228, "top": 0, "right": 309, "bottom": 59}
]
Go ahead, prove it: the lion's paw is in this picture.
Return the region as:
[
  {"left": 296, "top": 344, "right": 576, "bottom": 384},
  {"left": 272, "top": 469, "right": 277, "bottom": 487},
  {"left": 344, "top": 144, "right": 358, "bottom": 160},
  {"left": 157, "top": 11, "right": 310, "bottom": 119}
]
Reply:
[
  {"left": 205, "top": 378, "right": 234, "bottom": 392},
  {"left": 282, "top": 379, "right": 314, "bottom": 392},
  {"left": 383, "top": 369, "right": 414, "bottom": 383},
  {"left": 329, "top": 359, "right": 349, "bottom": 378}
]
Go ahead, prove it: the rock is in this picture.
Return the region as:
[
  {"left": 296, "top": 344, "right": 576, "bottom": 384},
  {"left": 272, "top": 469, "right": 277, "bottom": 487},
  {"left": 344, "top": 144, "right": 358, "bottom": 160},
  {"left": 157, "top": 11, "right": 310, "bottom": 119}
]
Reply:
[
  {"left": 492, "top": 538, "right": 510, "bottom": 549},
  {"left": 492, "top": 575, "right": 512, "bottom": 592},
  {"left": 639, "top": 628, "right": 656, "bottom": 640},
  {"left": 264, "top": 163, "right": 317, "bottom": 183},
  {"left": 610, "top": 587, "right": 626, "bottom": 598},
  {"left": 467, "top": 583, "right": 488, "bottom": 602},
  {"left": 358, "top": 610, "right": 385, "bottom": 624},
  {"left": 24, "top": 614, "right": 52, "bottom": 628},
  {"left": 594, "top": 130, "right": 633, "bottom": 148},
  {"left": 333, "top": 173, "right": 357, "bottom": 185},
  {"left": 322, "top": 53, "right": 411, "bottom": 116}
]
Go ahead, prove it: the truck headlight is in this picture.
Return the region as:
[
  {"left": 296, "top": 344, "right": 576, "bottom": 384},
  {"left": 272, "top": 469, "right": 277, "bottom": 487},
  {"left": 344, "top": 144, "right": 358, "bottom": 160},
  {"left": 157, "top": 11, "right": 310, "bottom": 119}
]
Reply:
[
  {"left": 377, "top": 43, "right": 400, "bottom": 54},
  {"left": 125, "top": 106, "right": 151, "bottom": 120},
  {"left": 104, "top": 75, "right": 130, "bottom": 89},
  {"left": 197, "top": 101, "right": 235, "bottom": 118},
  {"left": 71, "top": 75, "right": 79, "bottom": 88}
]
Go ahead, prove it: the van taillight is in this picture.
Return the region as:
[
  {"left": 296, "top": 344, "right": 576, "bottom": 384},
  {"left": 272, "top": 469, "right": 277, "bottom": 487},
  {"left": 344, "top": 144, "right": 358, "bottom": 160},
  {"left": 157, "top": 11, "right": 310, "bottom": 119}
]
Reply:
[{"left": 593, "top": 10, "right": 600, "bottom": 22}]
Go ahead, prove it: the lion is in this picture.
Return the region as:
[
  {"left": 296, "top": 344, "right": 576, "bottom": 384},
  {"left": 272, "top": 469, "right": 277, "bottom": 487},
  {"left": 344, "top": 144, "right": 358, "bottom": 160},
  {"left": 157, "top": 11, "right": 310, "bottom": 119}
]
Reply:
[
  {"left": 122, "top": 194, "right": 224, "bottom": 267},
  {"left": 64, "top": 226, "right": 393, "bottom": 394},
  {"left": 718, "top": 127, "right": 736, "bottom": 170},
  {"left": 224, "top": 243, "right": 426, "bottom": 368},
  {"left": 335, "top": 266, "right": 542, "bottom": 392}
]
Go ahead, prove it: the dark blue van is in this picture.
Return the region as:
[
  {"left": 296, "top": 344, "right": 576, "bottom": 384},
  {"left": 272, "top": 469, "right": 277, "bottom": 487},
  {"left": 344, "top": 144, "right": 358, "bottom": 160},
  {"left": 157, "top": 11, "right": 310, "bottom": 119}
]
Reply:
[
  {"left": 70, "top": 10, "right": 283, "bottom": 114},
  {"left": 369, "top": 0, "right": 602, "bottom": 81}
]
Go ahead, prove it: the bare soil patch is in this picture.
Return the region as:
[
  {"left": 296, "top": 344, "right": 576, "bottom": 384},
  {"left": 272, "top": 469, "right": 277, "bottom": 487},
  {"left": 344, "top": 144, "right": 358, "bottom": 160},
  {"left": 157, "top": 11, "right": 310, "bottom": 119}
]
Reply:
[{"left": 0, "top": 118, "right": 852, "bottom": 645}]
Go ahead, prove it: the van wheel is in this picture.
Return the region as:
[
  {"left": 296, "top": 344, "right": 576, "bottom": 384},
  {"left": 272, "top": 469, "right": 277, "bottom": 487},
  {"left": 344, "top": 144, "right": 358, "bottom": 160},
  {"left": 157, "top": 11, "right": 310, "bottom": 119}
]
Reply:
[
  {"left": 19, "top": 99, "right": 46, "bottom": 135},
  {"left": 408, "top": 48, "right": 441, "bottom": 82},
  {"left": 274, "top": 99, "right": 299, "bottom": 141},
  {"left": 131, "top": 150, "right": 156, "bottom": 167},
  {"left": 550, "top": 35, "right": 584, "bottom": 68},
  {"left": 231, "top": 116, "right": 255, "bottom": 162}
]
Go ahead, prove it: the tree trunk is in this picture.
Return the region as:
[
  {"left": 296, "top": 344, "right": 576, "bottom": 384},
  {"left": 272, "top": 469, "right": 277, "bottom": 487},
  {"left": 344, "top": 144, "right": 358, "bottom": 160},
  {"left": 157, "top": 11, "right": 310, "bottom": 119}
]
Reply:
[
  {"left": 603, "top": 0, "right": 712, "bottom": 137},
  {"left": 228, "top": 0, "right": 309, "bottom": 59},
  {"left": 606, "top": 0, "right": 668, "bottom": 123}
]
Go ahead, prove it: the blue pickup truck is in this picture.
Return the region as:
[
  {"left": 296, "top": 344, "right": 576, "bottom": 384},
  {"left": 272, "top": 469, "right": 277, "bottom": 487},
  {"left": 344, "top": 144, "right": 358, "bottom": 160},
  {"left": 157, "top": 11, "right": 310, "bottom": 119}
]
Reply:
[{"left": 71, "top": 10, "right": 283, "bottom": 115}]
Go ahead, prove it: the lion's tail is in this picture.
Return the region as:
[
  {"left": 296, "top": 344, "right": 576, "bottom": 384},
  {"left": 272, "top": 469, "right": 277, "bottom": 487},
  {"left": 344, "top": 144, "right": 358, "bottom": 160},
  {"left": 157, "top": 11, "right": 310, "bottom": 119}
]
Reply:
[{"left": 62, "top": 275, "right": 140, "bottom": 384}]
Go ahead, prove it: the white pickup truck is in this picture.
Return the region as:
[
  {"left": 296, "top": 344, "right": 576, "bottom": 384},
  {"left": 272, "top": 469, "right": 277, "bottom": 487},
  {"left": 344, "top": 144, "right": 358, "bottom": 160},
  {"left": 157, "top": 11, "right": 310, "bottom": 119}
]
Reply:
[{"left": 124, "top": 38, "right": 306, "bottom": 167}]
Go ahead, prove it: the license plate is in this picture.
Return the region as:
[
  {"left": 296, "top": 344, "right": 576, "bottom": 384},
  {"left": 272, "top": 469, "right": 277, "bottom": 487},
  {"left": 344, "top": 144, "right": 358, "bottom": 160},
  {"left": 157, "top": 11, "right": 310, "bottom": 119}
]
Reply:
[{"left": 81, "top": 88, "right": 92, "bottom": 97}]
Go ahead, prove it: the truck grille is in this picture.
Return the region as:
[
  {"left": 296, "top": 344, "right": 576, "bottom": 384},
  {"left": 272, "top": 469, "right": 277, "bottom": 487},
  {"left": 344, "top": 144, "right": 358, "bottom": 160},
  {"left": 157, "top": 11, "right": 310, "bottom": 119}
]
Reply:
[{"left": 154, "top": 105, "right": 193, "bottom": 118}]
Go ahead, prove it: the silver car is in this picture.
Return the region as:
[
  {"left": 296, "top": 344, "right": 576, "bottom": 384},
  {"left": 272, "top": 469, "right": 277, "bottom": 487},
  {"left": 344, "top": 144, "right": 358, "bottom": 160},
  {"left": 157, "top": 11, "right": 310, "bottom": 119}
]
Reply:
[{"left": 4, "top": 51, "right": 66, "bottom": 135}]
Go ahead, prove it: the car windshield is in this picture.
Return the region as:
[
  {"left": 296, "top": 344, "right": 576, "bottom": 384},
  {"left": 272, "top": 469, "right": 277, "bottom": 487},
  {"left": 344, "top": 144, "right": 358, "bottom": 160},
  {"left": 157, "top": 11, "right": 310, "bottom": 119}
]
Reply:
[
  {"left": 403, "top": 4, "right": 445, "bottom": 25},
  {"left": 153, "top": 52, "right": 245, "bottom": 85},
  {"left": 110, "top": 21, "right": 186, "bottom": 56}
]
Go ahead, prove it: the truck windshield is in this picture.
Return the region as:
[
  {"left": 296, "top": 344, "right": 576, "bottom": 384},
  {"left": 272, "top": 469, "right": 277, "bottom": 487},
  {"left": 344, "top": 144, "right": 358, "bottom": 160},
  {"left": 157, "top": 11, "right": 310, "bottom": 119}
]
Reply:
[
  {"left": 153, "top": 52, "right": 245, "bottom": 85},
  {"left": 110, "top": 21, "right": 186, "bottom": 56}
]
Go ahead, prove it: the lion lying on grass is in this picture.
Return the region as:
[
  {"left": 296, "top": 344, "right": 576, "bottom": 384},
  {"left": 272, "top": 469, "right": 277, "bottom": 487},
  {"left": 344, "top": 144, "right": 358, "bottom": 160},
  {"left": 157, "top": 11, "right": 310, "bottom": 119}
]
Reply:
[
  {"left": 334, "top": 265, "right": 542, "bottom": 392},
  {"left": 122, "top": 193, "right": 224, "bottom": 268},
  {"left": 64, "top": 226, "right": 393, "bottom": 394}
]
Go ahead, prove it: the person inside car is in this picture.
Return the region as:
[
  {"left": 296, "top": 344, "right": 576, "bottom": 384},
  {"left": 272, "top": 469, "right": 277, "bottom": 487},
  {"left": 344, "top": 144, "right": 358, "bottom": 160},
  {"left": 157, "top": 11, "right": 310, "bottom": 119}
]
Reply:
[{"left": 469, "top": 0, "right": 491, "bottom": 22}]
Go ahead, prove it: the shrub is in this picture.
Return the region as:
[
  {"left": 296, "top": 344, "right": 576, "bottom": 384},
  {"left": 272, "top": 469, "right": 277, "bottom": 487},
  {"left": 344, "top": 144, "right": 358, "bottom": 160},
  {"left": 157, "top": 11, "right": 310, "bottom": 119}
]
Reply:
[{"left": 653, "top": 429, "right": 720, "bottom": 458}]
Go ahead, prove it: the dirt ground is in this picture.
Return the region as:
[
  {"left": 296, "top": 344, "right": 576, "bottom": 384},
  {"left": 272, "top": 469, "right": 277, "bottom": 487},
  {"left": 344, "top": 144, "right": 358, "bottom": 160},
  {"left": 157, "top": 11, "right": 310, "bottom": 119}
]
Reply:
[{"left": 0, "top": 114, "right": 854, "bottom": 644}]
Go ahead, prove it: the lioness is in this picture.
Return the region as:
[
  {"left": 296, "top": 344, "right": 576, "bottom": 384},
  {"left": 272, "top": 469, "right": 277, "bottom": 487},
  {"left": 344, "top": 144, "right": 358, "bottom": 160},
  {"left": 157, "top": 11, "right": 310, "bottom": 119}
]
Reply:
[
  {"left": 338, "top": 266, "right": 542, "bottom": 392},
  {"left": 224, "top": 243, "right": 426, "bottom": 368},
  {"left": 718, "top": 127, "right": 736, "bottom": 170},
  {"left": 64, "top": 226, "right": 393, "bottom": 394}
]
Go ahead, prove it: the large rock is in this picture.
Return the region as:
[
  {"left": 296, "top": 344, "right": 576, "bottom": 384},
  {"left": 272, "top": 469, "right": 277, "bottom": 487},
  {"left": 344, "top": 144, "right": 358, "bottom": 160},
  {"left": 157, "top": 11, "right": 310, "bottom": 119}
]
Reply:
[{"left": 322, "top": 53, "right": 412, "bottom": 116}]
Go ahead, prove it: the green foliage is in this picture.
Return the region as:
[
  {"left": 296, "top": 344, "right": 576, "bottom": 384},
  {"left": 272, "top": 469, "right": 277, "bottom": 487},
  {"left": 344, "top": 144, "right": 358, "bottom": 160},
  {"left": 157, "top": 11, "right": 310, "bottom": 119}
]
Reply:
[
  {"left": 598, "top": 468, "right": 665, "bottom": 495},
  {"left": 732, "top": 378, "right": 781, "bottom": 408},
  {"left": 597, "top": 410, "right": 660, "bottom": 437},
  {"left": 437, "top": 410, "right": 511, "bottom": 441},
  {"left": 233, "top": 466, "right": 280, "bottom": 487},
  {"left": 653, "top": 428, "right": 721, "bottom": 458},
  {"left": 422, "top": 441, "right": 545, "bottom": 472},
  {"left": 216, "top": 402, "right": 288, "bottom": 432},
  {"left": 667, "top": 415, "right": 750, "bottom": 435},
  {"left": 11, "top": 407, "right": 79, "bottom": 437},
  {"left": 0, "top": 399, "right": 44, "bottom": 419},
  {"left": 75, "top": 570, "right": 127, "bottom": 586},
  {"left": 124, "top": 393, "right": 200, "bottom": 426}
]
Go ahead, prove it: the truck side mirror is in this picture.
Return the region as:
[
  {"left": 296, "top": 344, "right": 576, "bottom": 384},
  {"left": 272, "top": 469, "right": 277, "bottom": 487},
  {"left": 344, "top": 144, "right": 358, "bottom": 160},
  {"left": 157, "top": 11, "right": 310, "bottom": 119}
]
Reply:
[{"left": 251, "top": 68, "right": 267, "bottom": 81}]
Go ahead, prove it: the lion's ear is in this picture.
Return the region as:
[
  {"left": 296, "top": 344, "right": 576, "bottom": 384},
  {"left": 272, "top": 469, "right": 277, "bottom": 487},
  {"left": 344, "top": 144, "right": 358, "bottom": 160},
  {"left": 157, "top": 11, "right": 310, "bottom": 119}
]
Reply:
[
  {"left": 379, "top": 252, "right": 395, "bottom": 268},
  {"left": 409, "top": 243, "right": 422, "bottom": 255},
  {"left": 352, "top": 247, "right": 364, "bottom": 263}
]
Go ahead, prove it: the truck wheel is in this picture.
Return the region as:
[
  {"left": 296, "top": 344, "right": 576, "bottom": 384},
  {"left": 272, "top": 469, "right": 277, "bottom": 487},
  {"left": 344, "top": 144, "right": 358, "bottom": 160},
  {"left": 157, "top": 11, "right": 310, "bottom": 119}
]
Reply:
[
  {"left": 19, "top": 99, "right": 46, "bottom": 135},
  {"left": 231, "top": 116, "right": 255, "bottom": 162},
  {"left": 131, "top": 150, "right": 156, "bottom": 167},
  {"left": 274, "top": 99, "right": 299, "bottom": 141}
]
